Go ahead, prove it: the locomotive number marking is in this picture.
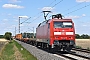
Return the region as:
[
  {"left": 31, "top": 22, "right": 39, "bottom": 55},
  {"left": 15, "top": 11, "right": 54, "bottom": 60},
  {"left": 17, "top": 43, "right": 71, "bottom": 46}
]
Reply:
[{"left": 61, "top": 32, "right": 66, "bottom": 35}]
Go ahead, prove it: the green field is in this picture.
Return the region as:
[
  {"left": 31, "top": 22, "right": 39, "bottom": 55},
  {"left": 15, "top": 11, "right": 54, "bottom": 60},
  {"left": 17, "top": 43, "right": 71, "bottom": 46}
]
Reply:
[
  {"left": 0, "top": 40, "right": 37, "bottom": 60},
  {"left": 76, "top": 39, "right": 90, "bottom": 49}
]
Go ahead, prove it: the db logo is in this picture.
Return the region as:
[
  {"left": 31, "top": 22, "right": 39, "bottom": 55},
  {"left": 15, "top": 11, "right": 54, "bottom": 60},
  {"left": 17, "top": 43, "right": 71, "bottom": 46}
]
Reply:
[{"left": 61, "top": 32, "right": 66, "bottom": 35}]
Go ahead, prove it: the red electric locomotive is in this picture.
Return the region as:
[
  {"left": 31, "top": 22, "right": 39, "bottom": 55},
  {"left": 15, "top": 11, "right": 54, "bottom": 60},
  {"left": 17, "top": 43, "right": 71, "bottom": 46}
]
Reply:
[{"left": 36, "top": 14, "right": 75, "bottom": 51}]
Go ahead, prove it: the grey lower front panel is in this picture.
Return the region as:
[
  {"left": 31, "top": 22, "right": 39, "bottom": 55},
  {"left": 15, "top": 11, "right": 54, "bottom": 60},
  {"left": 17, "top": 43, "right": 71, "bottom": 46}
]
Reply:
[
  {"left": 53, "top": 40, "right": 75, "bottom": 46},
  {"left": 70, "top": 40, "right": 75, "bottom": 45},
  {"left": 52, "top": 40, "right": 75, "bottom": 51}
]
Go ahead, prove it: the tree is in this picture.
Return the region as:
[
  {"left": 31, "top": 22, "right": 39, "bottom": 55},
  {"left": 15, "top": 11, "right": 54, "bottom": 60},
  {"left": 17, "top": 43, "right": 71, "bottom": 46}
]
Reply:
[
  {"left": 4, "top": 32, "right": 12, "bottom": 40},
  {"left": 22, "top": 33, "right": 35, "bottom": 38},
  {"left": 81, "top": 34, "right": 89, "bottom": 39},
  {"left": 0, "top": 35, "right": 4, "bottom": 38},
  {"left": 75, "top": 34, "right": 80, "bottom": 39}
]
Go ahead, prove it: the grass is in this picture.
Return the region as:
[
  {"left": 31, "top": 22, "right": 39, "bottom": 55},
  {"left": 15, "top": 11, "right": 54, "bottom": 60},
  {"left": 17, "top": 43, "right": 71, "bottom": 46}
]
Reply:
[
  {"left": 13, "top": 40, "right": 37, "bottom": 60},
  {"left": 0, "top": 41, "right": 15, "bottom": 60},
  {"left": 87, "top": 47, "right": 90, "bottom": 51},
  {"left": 0, "top": 40, "right": 37, "bottom": 60},
  {"left": 75, "top": 46, "right": 82, "bottom": 49},
  {"left": 76, "top": 39, "right": 90, "bottom": 49}
]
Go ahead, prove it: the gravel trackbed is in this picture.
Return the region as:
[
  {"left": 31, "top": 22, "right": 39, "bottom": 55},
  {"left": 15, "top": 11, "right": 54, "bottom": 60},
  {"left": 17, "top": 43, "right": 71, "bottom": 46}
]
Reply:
[{"left": 15, "top": 40, "right": 65, "bottom": 60}]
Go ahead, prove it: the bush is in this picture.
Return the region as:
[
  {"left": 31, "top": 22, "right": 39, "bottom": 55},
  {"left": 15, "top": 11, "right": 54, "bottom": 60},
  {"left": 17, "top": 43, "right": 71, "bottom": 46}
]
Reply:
[
  {"left": 76, "top": 46, "right": 82, "bottom": 49},
  {"left": 87, "top": 47, "right": 90, "bottom": 51},
  {"left": 4, "top": 32, "right": 12, "bottom": 40},
  {"left": 0, "top": 35, "right": 4, "bottom": 38}
]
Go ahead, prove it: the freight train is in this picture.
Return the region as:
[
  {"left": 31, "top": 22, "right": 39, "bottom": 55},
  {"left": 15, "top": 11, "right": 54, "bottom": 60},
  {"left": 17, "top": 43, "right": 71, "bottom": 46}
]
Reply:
[{"left": 15, "top": 14, "right": 75, "bottom": 51}]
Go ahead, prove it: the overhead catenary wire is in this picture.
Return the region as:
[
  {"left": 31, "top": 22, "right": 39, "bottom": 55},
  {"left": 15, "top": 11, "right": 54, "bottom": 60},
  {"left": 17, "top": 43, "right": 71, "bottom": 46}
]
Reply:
[
  {"left": 18, "top": 0, "right": 59, "bottom": 34},
  {"left": 21, "top": 0, "right": 64, "bottom": 24},
  {"left": 16, "top": 0, "right": 64, "bottom": 34},
  {"left": 29, "top": 0, "right": 64, "bottom": 23},
  {"left": 16, "top": 1, "right": 90, "bottom": 35},
  {"left": 24, "top": 0, "right": 63, "bottom": 23},
  {"left": 47, "top": 0, "right": 64, "bottom": 18},
  {"left": 49, "top": 0, "right": 89, "bottom": 17},
  {"left": 20, "top": 1, "right": 89, "bottom": 26},
  {"left": 20, "top": 0, "right": 64, "bottom": 34},
  {"left": 25, "top": 14, "right": 42, "bottom": 23},
  {"left": 20, "top": 0, "right": 58, "bottom": 24},
  {"left": 20, "top": 11, "right": 42, "bottom": 24},
  {"left": 52, "top": 0, "right": 63, "bottom": 8},
  {"left": 42, "top": 0, "right": 57, "bottom": 20},
  {"left": 20, "top": 17, "right": 31, "bottom": 24},
  {"left": 48, "top": 0, "right": 56, "bottom": 6},
  {"left": 31, "top": 0, "right": 63, "bottom": 21},
  {"left": 65, "top": 3, "right": 90, "bottom": 15},
  {"left": 49, "top": 0, "right": 89, "bottom": 18},
  {"left": 46, "top": 0, "right": 63, "bottom": 12},
  {"left": 62, "top": 2, "right": 84, "bottom": 13}
]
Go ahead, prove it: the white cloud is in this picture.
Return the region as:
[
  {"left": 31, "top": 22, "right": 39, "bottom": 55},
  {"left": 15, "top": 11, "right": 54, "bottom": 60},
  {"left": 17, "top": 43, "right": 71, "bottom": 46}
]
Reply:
[
  {"left": 3, "top": 19, "right": 8, "bottom": 21},
  {"left": 82, "top": 25, "right": 87, "bottom": 26},
  {"left": 51, "top": 12, "right": 58, "bottom": 15},
  {"left": 75, "top": 21, "right": 90, "bottom": 35},
  {"left": 15, "top": 19, "right": 18, "bottom": 22},
  {"left": 2, "top": 23, "right": 6, "bottom": 25},
  {"left": 65, "top": 14, "right": 86, "bottom": 19},
  {"left": 1, "top": 13, "right": 12, "bottom": 16},
  {"left": 41, "top": 7, "right": 54, "bottom": 11},
  {"left": 9, "top": 0, "right": 21, "bottom": 3},
  {"left": 18, "top": 16, "right": 29, "bottom": 18},
  {"left": 2, "top": 4, "right": 24, "bottom": 9},
  {"left": 7, "top": 25, "right": 16, "bottom": 29},
  {"left": 82, "top": 14, "right": 86, "bottom": 16},
  {"left": 76, "top": 0, "right": 90, "bottom": 2},
  {"left": 13, "top": 16, "right": 17, "bottom": 19},
  {"left": 8, "top": 13, "right": 12, "bottom": 16},
  {"left": 65, "top": 15, "right": 80, "bottom": 19}
]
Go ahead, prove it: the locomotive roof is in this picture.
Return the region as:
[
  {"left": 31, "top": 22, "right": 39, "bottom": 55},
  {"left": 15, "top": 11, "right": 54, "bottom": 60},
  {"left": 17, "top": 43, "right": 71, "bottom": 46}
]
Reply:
[
  {"left": 48, "top": 19, "right": 72, "bottom": 23},
  {"left": 37, "top": 19, "right": 73, "bottom": 27}
]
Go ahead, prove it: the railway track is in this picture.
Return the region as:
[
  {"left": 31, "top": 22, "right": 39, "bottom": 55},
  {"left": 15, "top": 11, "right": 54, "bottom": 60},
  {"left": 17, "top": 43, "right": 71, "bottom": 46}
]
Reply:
[
  {"left": 35, "top": 46, "right": 90, "bottom": 60},
  {"left": 54, "top": 51, "right": 90, "bottom": 60},
  {"left": 37, "top": 46, "right": 90, "bottom": 60},
  {"left": 72, "top": 48, "right": 90, "bottom": 53},
  {"left": 53, "top": 47, "right": 90, "bottom": 60},
  {"left": 53, "top": 52, "right": 77, "bottom": 60},
  {"left": 15, "top": 40, "right": 90, "bottom": 60}
]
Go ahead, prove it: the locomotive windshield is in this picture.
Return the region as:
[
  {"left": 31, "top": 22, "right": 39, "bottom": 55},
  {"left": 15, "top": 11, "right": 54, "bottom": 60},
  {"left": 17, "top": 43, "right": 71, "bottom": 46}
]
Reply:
[{"left": 54, "top": 21, "right": 72, "bottom": 28}]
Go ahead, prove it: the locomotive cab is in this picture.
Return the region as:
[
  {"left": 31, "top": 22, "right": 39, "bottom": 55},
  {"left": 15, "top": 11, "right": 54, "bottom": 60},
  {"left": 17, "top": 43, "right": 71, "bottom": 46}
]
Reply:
[
  {"left": 53, "top": 20, "right": 75, "bottom": 51},
  {"left": 50, "top": 14, "right": 75, "bottom": 51}
]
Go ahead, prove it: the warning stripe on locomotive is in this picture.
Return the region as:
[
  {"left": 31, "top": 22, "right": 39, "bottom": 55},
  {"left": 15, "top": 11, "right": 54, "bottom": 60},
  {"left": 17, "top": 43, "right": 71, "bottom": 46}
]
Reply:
[{"left": 54, "top": 32, "right": 73, "bottom": 35}]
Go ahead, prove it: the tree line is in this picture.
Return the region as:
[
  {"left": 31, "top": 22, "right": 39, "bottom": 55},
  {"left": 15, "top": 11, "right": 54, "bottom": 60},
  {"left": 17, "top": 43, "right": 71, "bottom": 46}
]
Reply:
[
  {"left": 0, "top": 32, "right": 90, "bottom": 40},
  {"left": 22, "top": 33, "right": 36, "bottom": 38},
  {"left": 0, "top": 32, "right": 12, "bottom": 40},
  {"left": 75, "top": 34, "right": 90, "bottom": 39},
  {"left": 22, "top": 33, "right": 90, "bottom": 39}
]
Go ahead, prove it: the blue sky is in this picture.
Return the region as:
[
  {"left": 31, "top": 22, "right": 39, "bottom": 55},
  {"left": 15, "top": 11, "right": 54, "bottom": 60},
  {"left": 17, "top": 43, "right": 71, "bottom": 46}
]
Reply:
[{"left": 0, "top": 0, "right": 90, "bottom": 35}]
